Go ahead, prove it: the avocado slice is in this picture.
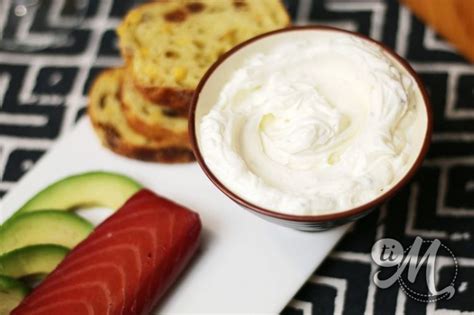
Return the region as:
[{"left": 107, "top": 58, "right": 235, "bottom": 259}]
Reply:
[
  {"left": 0, "top": 245, "right": 69, "bottom": 279},
  {"left": 0, "top": 275, "right": 29, "bottom": 315},
  {"left": 0, "top": 211, "right": 93, "bottom": 255},
  {"left": 17, "top": 171, "right": 142, "bottom": 214}
]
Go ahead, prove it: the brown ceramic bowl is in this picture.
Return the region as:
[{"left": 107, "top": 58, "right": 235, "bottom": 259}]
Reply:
[{"left": 189, "top": 26, "right": 433, "bottom": 231}]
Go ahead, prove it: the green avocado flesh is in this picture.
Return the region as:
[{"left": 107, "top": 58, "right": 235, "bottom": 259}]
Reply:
[
  {"left": 0, "top": 275, "right": 29, "bottom": 315},
  {"left": 0, "top": 244, "right": 69, "bottom": 279},
  {"left": 17, "top": 171, "right": 142, "bottom": 214},
  {"left": 0, "top": 211, "right": 93, "bottom": 255}
]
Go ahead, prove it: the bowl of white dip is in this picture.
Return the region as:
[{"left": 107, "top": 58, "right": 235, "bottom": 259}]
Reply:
[{"left": 190, "top": 26, "right": 432, "bottom": 231}]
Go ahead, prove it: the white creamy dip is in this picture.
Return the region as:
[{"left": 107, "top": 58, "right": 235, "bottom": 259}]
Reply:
[{"left": 199, "top": 32, "right": 426, "bottom": 215}]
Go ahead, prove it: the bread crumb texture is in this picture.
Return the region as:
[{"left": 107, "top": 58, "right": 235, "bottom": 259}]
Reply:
[
  {"left": 117, "top": 0, "right": 290, "bottom": 90},
  {"left": 88, "top": 68, "right": 194, "bottom": 163}
]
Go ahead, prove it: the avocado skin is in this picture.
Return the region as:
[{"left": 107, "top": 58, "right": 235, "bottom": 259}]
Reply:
[
  {"left": 17, "top": 171, "right": 142, "bottom": 214},
  {"left": 0, "top": 245, "right": 69, "bottom": 279},
  {"left": 0, "top": 211, "right": 93, "bottom": 255},
  {"left": 0, "top": 275, "right": 29, "bottom": 315}
]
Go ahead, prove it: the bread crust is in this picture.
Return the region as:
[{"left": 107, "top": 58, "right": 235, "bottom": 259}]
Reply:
[
  {"left": 88, "top": 69, "right": 195, "bottom": 163},
  {"left": 120, "top": 73, "right": 190, "bottom": 143},
  {"left": 134, "top": 83, "right": 193, "bottom": 114}
]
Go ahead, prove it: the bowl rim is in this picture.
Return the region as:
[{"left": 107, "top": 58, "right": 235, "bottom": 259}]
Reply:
[{"left": 189, "top": 25, "right": 433, "bottom": 223}]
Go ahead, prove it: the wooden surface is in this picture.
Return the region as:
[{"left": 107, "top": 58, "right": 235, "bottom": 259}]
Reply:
[{"left": 401, "top": 0, "right": 474, "bottom": 63}]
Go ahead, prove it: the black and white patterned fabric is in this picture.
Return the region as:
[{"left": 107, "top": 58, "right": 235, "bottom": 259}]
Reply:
[{"left": 0, "top": 0, "right": 473, "bottom": 314}]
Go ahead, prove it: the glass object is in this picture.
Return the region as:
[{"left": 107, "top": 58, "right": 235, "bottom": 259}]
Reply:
[{"left": 0, "top": 0, "right": 89, "bottom": 52}]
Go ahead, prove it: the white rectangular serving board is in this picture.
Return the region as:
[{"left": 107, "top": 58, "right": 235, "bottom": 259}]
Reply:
[{"left": 0, "top": 118, "right": 349, "bottom": 314}]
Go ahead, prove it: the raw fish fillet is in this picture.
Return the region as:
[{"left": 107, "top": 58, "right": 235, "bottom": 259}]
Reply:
[{"left": 12, "top": 189, "right": 201, "bottom": 315}]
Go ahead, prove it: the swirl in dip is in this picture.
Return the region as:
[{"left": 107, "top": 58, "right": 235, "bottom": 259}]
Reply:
[{"left": 199, "top": 31, "right": 427, "bottom": 215}]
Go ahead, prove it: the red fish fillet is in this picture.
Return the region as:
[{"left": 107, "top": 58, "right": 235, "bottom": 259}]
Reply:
[{"left": 12, "top": 189, "right": 201, "bottom": 315}]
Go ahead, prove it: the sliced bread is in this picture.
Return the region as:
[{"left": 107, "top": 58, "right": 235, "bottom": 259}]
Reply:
[
  {"left": 88, "top": 68, "right": 194, "bottom": 163},
  {"left": 120, "top": 71, "right": 189, "bottom": 142},
  {"left": 117, "top": 0, "right": 290, "bottom": 105}
]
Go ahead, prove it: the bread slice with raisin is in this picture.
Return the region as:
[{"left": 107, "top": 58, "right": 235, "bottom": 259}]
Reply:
[
  {"left": 120, "top": 72, "right": 189, "bottom": 143},
  {"left": 88, "top": 68, "right": 194, "bottom": 163},
  {"left": 117, "top": 0, "right": 290, "bottom": 107}
]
